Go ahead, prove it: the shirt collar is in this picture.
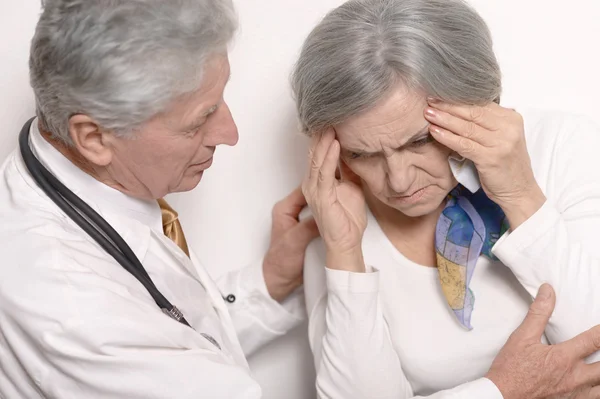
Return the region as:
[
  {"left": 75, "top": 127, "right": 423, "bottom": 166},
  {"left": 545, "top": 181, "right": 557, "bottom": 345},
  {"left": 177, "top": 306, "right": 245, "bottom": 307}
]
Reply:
[{"left": 21, "top": 119, "right": 164, "bottom": 258}]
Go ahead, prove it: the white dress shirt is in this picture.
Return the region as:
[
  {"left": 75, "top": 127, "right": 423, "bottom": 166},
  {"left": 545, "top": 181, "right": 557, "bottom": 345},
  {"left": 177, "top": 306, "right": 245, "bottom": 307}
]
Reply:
[
  {"left": 0, "top": 120, "right": 305, "bottom": 398},
  {"left": 304, "top": 109, "right": 600, "bottom": 398}
]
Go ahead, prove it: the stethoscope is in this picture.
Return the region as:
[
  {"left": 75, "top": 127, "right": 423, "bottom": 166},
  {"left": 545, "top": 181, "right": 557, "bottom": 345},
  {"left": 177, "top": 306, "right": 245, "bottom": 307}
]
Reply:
[{"left": 19, "top": 117, "right": 199, "bottom": 329}]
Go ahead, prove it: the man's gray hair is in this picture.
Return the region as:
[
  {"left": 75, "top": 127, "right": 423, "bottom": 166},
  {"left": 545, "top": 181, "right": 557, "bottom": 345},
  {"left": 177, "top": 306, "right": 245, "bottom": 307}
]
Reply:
[
  {"left": 31, "top": 0, "right": 238, "bottom": 144},
  {"left": 291, "top": 0, "right": 501, "bottom": 134}
]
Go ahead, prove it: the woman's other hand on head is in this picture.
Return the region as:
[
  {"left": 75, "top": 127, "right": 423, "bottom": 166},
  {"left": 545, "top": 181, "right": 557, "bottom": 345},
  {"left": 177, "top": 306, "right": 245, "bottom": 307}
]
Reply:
[
  {"left": 302, "top": 128, "right": 367, "bottom": 273},
  {"left": 425, "top": 100, "right": 546, "bottom": 229}
]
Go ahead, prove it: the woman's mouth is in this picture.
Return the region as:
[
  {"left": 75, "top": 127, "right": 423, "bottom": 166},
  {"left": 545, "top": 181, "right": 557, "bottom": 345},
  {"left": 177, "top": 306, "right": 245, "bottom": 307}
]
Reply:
[{"left": 390, "top": 186, "right": 429, "bottom": 204}]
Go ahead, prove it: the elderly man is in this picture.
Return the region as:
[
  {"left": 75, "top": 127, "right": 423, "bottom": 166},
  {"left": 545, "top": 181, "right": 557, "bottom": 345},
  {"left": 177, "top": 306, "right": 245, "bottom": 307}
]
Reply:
[{"left": 0, "top": 0, "right": 599, "bottom": 398}]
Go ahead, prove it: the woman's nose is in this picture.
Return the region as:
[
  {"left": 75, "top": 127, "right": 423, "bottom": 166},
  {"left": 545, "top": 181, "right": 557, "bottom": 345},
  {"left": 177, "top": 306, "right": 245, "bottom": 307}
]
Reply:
[{"left": 385, "top": 154, "right": 413, "bottom": 194}]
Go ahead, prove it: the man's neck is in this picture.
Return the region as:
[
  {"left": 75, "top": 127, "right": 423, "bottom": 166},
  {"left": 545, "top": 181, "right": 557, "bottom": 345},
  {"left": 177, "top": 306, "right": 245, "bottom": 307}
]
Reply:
[
  {"left": 40, "top": 128, "right": 97, "bottom": 178},
  {"left": 39, "top": 125, "right": 132, "bottom": 197}
]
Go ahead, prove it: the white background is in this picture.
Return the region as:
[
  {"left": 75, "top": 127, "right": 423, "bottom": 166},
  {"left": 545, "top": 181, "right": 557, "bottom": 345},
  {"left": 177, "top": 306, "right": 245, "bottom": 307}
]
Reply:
[{"left": 1, "top": 1, "right": 599, "bottom": 398}]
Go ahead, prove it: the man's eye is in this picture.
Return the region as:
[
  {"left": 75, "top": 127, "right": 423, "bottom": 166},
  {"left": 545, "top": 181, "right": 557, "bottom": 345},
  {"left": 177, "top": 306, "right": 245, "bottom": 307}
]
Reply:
[
  {"left": 186, "top": 121, "right": 206, "bottom": 135},
  {"left": 186, "top": 126, "right": 201, "bottom": 136}
]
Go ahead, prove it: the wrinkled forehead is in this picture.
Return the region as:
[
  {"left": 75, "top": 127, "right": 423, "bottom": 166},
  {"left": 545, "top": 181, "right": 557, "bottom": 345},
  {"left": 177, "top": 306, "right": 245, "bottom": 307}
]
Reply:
[{"left": 335, "top": 87, "right": 428, "bottom": 151}]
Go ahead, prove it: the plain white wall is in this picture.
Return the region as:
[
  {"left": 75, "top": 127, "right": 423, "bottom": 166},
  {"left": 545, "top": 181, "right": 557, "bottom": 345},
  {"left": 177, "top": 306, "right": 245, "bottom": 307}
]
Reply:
[{"left": 0, "top": 1, "right": 599, "bottom": 398}]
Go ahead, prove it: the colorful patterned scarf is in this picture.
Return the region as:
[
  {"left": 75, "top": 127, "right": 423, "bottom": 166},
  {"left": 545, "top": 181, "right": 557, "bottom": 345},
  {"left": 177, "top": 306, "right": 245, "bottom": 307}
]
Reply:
[{"left": 435, "top": 185, "right": 509, "bottom": 329}]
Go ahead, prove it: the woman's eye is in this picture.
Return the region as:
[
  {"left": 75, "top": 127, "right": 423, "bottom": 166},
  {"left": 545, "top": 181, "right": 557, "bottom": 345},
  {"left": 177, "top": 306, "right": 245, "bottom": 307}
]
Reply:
[
  {"left": 411, "top": 134, "right": 434, "bottom": 147},
  {"left": 348, "top": 152, "right": 366, "bottom": 160}
]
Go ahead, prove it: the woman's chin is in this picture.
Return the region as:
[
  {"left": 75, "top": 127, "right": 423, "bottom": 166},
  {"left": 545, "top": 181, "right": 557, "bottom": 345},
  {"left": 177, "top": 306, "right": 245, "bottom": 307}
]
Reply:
[{"left": 393, "top": 202, "right": 441, "bottom": 218}]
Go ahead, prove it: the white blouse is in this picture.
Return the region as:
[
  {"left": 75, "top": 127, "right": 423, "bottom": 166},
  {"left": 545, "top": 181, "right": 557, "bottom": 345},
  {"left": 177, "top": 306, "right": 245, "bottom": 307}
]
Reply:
[{"left": 304, "top": 109, "right": 600, "bottom": 398}]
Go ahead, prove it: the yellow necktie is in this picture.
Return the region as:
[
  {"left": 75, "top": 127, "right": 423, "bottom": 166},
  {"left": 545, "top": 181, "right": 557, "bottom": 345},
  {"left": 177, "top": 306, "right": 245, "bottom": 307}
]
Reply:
[{"left": 157, "top": 198, "right": 190, "bottom": 257}]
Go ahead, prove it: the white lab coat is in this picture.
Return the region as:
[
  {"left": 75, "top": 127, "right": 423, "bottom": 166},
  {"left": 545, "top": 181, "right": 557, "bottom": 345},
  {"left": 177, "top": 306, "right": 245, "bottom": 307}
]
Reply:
[{"left": 0, "top": 120, "right": 305, "bottom": 398}]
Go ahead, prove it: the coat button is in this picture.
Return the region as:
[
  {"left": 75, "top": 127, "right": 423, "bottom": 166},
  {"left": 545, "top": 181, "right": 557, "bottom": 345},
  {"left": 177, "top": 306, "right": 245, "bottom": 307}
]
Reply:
[{"left": 225, "top": 294, "right": 236, "bottom": 303}]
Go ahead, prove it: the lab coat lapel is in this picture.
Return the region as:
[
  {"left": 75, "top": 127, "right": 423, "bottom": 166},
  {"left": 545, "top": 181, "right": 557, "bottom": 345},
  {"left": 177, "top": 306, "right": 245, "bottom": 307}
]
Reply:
[
  {"left": 153, "top": 231, "right": 205, "bottom": 281},
  {"left": 154, "top": 236, "right": 249, "bottom": 368}
]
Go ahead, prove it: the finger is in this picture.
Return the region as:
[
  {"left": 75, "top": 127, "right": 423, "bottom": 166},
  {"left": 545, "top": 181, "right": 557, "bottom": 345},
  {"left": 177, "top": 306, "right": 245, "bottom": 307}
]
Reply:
[
  {"left": 275, "top": 186, "right": 308, "bottom": 218},
  {"left": 563, "top": 386, "right": 600, "bottom": 399},
  {"left": 429, "top": 125, "right": 485, "bottom": 163},
  {"left": 512, "top": 283, "right": 556, "bottom": 341},
  {"left": 583, "top": 385, "right": 600, "bottom": 398},
  {"left": 307, "top": 129, "right": 335, "bottom": 185},
  {"left": 427, "top": 98, "right": 504, "bottom": 131},
  {"left": 318, "top": 139, "right": 340, "bottom": 192},
  {"left": 575, "top": 361, "right": 600, "bottom": 391},
  {"left": 339, "top": 158, "right": 362, "bottom": 187},
  {"left": 424, "top": 107, "right": 494, "bottom": 146},
  {"left": 564, "top": 325, "right": 600, "bottom": 360},
  {"left": 306, "top": 134, "right": 318, "bottom": 192},
  {"left": 585, "top": 385, "right": 600, "bottom": 399},
  {"left": 306, "top": 133, "right": 321, "bottom": 182}
]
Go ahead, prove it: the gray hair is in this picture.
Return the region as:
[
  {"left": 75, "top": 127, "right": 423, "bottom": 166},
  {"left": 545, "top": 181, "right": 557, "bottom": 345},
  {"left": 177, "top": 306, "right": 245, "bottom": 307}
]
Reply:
[
  {"left": 31, "top": 0, "right": 238, "bottom": 144},
  {"left": 291, "top": 0, "right": 501, "bottom": 134}
]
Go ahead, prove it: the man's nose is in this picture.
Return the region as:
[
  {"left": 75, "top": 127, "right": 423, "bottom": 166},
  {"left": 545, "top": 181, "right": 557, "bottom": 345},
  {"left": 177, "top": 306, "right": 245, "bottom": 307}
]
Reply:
[{"left": 205, "top": 102, "right": 239, "bottom": 147}]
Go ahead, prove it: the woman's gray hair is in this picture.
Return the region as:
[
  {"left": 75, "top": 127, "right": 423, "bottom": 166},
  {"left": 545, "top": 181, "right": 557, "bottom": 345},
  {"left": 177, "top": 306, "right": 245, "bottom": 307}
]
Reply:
[
  {"left": 31, "top": 0, "right": 238, "bottom": 144},
  {"left": 291, "top": 0, "right": 501, "bottom": 134}
]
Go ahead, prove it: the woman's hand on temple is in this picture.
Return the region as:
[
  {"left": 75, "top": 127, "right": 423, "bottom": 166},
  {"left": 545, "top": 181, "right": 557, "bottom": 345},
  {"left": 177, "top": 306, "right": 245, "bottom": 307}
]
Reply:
[
  {"left": 302, "top": 128, "right": 368, "bottom": 273},
  {"left": 424, "top": 99, "right": 546, "bottom": 229}
]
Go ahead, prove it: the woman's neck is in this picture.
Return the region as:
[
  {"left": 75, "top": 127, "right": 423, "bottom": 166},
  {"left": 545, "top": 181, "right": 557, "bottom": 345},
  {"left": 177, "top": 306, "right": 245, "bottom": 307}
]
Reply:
[{"left": 365, "top": 190, "right": 444, "bottom": 267}]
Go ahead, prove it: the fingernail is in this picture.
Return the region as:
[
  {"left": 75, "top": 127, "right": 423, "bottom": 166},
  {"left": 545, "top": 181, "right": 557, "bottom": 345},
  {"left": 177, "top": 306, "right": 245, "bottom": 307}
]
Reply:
[
  {"left": 430, "top": 126, "right": 442, "bottom": 135},
  {"left": 537, "top": 284, "right": 552, "bottom": 300},
  {"left": 425, "top": 108, "right": 437, "bottom": 118},
  {"left": 427, "top": 96, "right": 441, "bottom": 103}
]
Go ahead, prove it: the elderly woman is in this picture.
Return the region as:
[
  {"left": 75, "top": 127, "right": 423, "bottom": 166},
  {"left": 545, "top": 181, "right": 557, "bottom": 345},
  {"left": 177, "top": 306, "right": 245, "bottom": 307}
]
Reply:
[{"left": 293, "top": 0, "right": 600, "bottom": 398}]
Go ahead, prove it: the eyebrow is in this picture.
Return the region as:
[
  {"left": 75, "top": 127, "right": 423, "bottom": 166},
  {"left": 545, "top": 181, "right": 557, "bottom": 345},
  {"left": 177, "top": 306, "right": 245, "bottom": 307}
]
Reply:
[
  {"left": 341, "top": 123, "right": 431, "bottom": 155},
  {"left": 183, "top": 105, "right": 219, "bottom": 131},
  {"left": 181, "top": 73, "right": 231, "bottom": 131}
]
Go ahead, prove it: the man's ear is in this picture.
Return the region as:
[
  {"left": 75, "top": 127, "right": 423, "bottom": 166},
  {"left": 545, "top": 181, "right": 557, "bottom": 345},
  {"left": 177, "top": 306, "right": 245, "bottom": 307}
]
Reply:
[{"left": 68, "top": 114, "right": 113, "bottom": 167}]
